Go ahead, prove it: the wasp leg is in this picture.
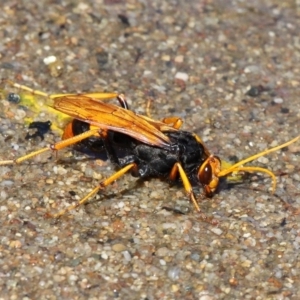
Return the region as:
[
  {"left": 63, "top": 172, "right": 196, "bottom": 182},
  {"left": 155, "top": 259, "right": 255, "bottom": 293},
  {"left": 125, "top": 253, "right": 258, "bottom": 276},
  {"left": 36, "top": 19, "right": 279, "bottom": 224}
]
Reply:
[
  {"left": 193, "top": 133, "right": 211, "bottom": 157},
  {"left": 146, "top": 98, "right": 153, "bottom": 118},
  {"left": 161, "top": 117, "right": 183, "bottom": 129},
  {"left": 169, "top": 162, "right": 201, "bottom": 212},
  {"left": 145, "top": 98, "right": 182, "bottom": 129},
  {"left": 52, "top": 163, "right": 137, "bottom": 218},
  {"left": 102, "top": 131, "right": 123, "bottom": 166},
  {"left": 0, "top": 128, "right": 100, "bottom": 165},
  {"left": 169, "top": 163, "right": 217, "bottom": 224}
]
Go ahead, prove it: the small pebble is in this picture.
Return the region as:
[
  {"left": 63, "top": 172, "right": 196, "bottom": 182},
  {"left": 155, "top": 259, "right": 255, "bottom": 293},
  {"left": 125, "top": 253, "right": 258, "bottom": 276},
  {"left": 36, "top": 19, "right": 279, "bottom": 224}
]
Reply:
[
  {"left": 210, "top": 227, "right": 223, "bottom": 235},
  {"left": 122, "top": 250, "right": 131, "bottom": 261},
  {"left": 167, "top": 266, "right": 181, "bottom": 280},
  {"left": 273, "top": 97, "right": 283, "bottom": 104},
  {"left": 112, "top": 243, "right": 127, "bottom": 252},
  {"left": 174, "top": 72, "right": 189, "bottom": 82},
  {"left": 156, "top": 247, "right": 169, "bottom": 257}
]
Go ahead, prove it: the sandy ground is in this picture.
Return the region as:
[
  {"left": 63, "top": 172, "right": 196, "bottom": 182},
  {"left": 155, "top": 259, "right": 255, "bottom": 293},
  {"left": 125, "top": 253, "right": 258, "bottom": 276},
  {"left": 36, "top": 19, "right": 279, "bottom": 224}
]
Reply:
[{"left": 0, "top": 0, "right": 300, "bottom": 299}]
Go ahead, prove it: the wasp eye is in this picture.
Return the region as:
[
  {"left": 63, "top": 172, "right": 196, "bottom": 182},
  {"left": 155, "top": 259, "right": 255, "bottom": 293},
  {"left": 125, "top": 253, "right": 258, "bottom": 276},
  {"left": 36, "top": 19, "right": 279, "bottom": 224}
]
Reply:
[
  {"left": 198, "top": 156, "right": 221, "bottom": 197},
  {"left": 199, "top": 163, "right": 212, "bottom": 185}
]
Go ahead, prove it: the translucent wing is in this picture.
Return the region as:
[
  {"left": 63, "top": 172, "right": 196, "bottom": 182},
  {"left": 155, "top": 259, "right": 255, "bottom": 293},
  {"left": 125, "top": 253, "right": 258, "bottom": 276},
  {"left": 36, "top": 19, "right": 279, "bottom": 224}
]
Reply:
[{"left": 53, "top": 95, "right": 174, "bottom": 148}]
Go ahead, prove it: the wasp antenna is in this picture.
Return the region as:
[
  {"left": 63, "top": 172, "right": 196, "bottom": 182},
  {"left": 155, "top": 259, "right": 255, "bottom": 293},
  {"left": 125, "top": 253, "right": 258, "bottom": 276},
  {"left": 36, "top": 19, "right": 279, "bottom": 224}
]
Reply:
[
  {"left": 218, "top": 135, "right": 300, "bottom": 178},
  {"left": 222, "top": 166, "right": 277, "bottom": 193},
  {"left": 4, "top": 80, "right": 75, "bottom": 103},
  {"left": 5, "top": 80, "right": 51, "bottom": 99}
]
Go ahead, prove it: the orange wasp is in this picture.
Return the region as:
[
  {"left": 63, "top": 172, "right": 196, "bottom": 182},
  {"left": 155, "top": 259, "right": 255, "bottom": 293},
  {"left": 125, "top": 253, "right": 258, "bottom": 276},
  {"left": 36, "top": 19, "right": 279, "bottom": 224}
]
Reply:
[{"left": 1, "top": 81, "right": 299, "bottom": 220}]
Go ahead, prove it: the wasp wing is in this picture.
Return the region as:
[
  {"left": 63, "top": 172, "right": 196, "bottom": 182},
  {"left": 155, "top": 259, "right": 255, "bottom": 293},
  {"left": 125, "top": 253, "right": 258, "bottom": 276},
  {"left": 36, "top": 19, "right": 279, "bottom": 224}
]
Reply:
[
  {"left": 137, "top": 115, "right": 180, "bottom": 132},
  {"left": 52, "top": 95, "right": 174, "bottom": 148}
]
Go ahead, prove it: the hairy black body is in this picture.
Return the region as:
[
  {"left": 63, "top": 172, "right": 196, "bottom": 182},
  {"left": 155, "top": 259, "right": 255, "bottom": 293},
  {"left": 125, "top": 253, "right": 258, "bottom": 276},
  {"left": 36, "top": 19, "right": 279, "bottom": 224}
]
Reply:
[{"left": 69, "top": 119, "right": 208, "bottom": 186}]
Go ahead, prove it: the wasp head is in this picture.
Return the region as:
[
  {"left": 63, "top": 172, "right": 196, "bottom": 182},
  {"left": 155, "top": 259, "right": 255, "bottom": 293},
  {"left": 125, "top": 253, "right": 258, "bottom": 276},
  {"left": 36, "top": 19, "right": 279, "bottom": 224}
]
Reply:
[{"left": 198, "top": 155, "right": 221, "bottom": 197}]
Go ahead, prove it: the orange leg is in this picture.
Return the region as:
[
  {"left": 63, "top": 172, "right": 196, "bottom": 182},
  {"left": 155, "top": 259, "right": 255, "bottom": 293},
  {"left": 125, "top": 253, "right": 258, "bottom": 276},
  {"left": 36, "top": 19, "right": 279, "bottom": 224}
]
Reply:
[
  {"left": 169, "top": 162, "right": 216, "bottom": 223},
  {"left": 145, "top": 98, "right": 183, "bottom": 129},
  {"left": 193, "top": 133, "right": 211, "bottom": 157},
  {"left": 52, "top": 163, "right": 136, "bottom": 217},
  {"left": 0, "top": 128, "right": 100, "bottom": 165},
  {"left": 146, "top": 98, "right": 153, "bottom": 118},
  {"left": 161, "top": 117, "right": 183, "bottom": 129},
  {"left": 169, "top": 162, "right": 200, "bottom": 212}
]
